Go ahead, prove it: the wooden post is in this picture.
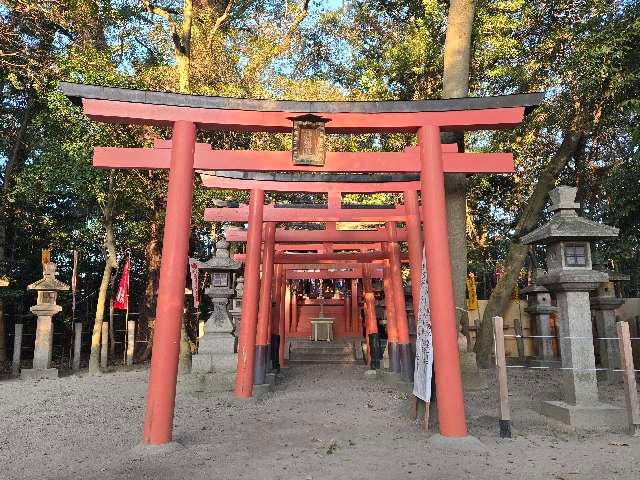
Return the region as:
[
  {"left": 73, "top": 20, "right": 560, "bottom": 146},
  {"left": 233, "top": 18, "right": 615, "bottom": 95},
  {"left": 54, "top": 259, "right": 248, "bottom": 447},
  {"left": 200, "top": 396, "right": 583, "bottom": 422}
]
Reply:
[
  {"left": 632, "top": 316, "right": 640, "bottom": 371},
  {"left": 514, "top": 318, "right": 525, "bottom": 361},
  {"left": 493, "top": 316, "right": 512, "bottom": 438},
  {"left": 109, "top": 299, "right": 115, "bottom": 358},
  {"left": 126, "top": 319, "right": 135, "bottom": 366},
  {"left": 73, "top": 322, "right": 82, "bottom": 370},
  {"left": 12, "top": 323, "right": 23, "bottom": 376},
  {"left": 616, "top": 320, "right": 640, "bottom": 436},
  {"left": 100, "top": 321, "right": 109, "bottom": 369}
]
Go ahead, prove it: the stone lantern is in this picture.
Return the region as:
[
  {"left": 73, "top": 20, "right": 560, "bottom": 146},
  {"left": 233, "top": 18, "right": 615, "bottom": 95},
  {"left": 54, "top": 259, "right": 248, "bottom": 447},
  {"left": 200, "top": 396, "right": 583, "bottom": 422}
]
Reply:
[
  {"left": 190, "top": 240, "right": 242, "bottom": 390},
  {"left": 21, "top": 263, "right": 69, "bottom": 380},
  {"left": 521, "top": 186, "right": 622, "bottom": 427}
]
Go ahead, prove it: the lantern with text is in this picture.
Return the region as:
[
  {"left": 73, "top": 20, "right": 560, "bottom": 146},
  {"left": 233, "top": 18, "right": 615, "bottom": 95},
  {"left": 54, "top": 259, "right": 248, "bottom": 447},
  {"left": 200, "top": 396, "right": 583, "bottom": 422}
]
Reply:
[{"left": 289, "top": 114, "right": 330, "bottom": 166}]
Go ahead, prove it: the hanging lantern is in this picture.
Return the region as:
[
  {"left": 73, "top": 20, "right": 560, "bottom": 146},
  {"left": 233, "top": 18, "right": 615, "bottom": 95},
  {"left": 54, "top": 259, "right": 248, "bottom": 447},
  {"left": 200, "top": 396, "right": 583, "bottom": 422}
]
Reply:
[{"left": 289, "top": 114, "right": 330, "bottom": 166}]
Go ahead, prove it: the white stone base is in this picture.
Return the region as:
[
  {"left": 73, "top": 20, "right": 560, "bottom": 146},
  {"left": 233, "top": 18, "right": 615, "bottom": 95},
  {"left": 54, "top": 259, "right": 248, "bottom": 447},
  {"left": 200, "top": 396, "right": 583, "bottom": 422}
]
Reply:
[
  {"left": 191, "top": 352, "right": 237, "bottom": 374},
  {"left": 541, "top": 400, "right": 625, "bottom": 429},
  {"left": 177, "top": 372, "right": 236, "bottom": 394},
  {"left": 20, "top": 368, "right": 58, "bottom": 380}
]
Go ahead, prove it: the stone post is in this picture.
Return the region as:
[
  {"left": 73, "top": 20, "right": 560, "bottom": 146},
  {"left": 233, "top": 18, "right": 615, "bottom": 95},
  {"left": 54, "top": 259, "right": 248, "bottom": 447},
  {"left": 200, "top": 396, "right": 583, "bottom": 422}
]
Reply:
[
  {"left": 12, "top": 322, "right": 23, "bottom": 376},
  {"left": 522, "top": 283, "right": 558, "bottom": 364},
  {"left": 591, "top": 279, "right": 625, "bottom": 383},
  {"left": 230, "top": 276, "right": 244, "bottom": 341},
  {"left": 21, "top": 263, "right": 69, "bottom": 380},
  {"left": 72, "top": 322, "right": 82, "bottom": 370},
  {"left": 100, "top": 321, "right": 109, "bottom": 370},
  {"left": 126, "top": 320, "right": 135, "bottom": 366}
]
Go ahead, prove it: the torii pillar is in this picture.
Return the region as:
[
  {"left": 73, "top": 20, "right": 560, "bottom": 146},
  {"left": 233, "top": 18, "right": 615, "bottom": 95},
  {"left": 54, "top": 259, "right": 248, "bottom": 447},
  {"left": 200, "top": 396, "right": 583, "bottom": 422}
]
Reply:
[
  {"left": 143, "top": 121, "right": 196, "bottom": 445},
  {"left": 235, "top": 188, "right": 265, "bottom": 397},
  {"left": 404, "top": 189, "right": 423, "bottom": 320},
  {"left": 418, "top": 125, "right": 467, "bottom": 437},
  {"left": 387, "top": 222, "right": 413, "bottom": 381},
  {"left": 362, "top": 265, "right": 380, "bottom": 368},
  {"left": 254, "top": 222, "right": 276, "bottom": 384}
]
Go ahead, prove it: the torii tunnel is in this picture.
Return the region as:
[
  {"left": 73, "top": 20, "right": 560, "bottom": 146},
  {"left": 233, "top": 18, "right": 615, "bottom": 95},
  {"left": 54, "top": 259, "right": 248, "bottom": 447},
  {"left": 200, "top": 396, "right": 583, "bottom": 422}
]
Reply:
[{"left": 59, "top": 82, "right": 542, "bottom": 445}]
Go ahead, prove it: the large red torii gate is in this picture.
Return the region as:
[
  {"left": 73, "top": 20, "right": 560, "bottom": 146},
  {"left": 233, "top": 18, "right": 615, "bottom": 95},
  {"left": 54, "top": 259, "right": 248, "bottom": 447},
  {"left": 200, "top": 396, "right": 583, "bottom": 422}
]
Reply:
[{"left": 60, "top": 82, "right": 541, "bottom": 445}]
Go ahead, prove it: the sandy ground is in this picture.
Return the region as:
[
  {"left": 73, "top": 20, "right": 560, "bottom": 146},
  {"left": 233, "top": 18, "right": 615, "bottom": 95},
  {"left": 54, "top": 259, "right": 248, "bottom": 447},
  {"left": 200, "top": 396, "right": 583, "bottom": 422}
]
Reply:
[{"left": 1, "top": 364, "right": 639, "bottom": 480}]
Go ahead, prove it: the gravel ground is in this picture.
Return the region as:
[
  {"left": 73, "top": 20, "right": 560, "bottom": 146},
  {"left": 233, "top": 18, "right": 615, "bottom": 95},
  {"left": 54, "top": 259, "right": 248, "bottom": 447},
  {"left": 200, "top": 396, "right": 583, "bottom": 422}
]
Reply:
[{"left": 1, "top": 364, "right": 639, "bottom": 480}]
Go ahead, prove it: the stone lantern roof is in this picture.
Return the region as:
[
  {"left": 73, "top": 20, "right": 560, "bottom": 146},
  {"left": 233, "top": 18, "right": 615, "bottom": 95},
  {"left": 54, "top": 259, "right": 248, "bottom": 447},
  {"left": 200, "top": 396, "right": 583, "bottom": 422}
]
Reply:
[
  {"left": 520, "top": 186, "right": 619, "bottom": 245},
  {"left": 27, "top": 263, "right": 70, "bottom": 292},
  {"left": 193, "top": 239, "right": 242, "bottom": 271}
]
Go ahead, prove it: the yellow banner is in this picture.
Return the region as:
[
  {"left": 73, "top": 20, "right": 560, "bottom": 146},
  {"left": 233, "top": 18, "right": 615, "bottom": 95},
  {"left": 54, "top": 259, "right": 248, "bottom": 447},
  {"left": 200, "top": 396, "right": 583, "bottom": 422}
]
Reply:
[
  {"left": 41, "top": 249, "right": 51, "bottom": 266},
  {"left": 466, "top": 273, "right": 478, "bottom": 311}
]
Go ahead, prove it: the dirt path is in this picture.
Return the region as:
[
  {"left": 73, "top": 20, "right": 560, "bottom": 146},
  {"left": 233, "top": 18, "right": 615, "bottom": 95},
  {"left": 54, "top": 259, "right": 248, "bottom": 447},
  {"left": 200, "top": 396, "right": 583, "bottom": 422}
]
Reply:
[{"left": 1, "top": 364, "right": 638, "bottom": 480}]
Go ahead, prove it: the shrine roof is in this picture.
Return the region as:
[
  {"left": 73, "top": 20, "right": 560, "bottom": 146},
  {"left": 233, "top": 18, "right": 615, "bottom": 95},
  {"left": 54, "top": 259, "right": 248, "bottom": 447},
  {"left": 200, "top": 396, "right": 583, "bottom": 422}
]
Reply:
[{"left": 60, "top": 82, "right": 542, "bottom": 115}]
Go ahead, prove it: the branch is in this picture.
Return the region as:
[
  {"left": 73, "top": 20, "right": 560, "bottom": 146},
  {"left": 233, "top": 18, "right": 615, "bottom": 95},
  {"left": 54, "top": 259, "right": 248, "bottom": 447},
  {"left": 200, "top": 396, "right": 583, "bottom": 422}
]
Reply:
[
  {"left": 141, "top": 0, "right": 182, "bottom": 50},
  {"left": 207, "top": 0, "right": 235, "bottom": 50}
]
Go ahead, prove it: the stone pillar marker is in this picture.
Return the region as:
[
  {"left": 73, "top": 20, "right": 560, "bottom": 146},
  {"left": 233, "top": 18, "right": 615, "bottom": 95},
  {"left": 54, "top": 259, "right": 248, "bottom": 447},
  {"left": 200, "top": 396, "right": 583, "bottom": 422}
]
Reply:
[
  {"left": 522, "top": 272, "right": 558, "bottom": 365},
  {"left": 590, "top": 266, "right": 629, "bottom": 383},
  {"left": 189, "top": 240, "right": 242, "bottom": 391},
  {"left": 21, "top": 263, "right": 70, "bottom": 380},
  {"left": 521, "top": 186, "right": 623, "bottom": 428}
]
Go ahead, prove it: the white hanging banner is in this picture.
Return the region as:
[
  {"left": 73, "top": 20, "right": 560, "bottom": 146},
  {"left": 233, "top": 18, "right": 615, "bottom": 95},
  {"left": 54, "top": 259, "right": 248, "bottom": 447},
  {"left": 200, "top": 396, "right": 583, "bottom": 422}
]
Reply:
[{"left": 413, "top": 251, "right": 433, "bottom": 402}]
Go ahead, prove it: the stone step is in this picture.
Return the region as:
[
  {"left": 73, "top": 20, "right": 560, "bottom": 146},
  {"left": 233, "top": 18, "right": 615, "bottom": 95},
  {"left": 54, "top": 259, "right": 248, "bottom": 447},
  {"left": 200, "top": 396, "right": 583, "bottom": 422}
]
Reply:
[
  {"left": 291, "top": 345, "right": 354, "bottom": 355},
  {"left": 287, "top": 358, "right": 357, "bottom": 365},
  {"left": 289, "top": 352, "right": 356, "bottom": 363}
]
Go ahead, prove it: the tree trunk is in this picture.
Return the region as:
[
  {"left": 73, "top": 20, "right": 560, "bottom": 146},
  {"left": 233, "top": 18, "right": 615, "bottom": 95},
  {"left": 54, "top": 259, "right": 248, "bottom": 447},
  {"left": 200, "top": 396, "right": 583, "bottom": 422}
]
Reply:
[
  {"left": 473, "top": 131, "right": 587, "bottom": 367},
  {"left": 441, "top": 0, "right": 477, "bottom": 333},
  {"left": 89, "top": 178, "right": 118, "bottom": 373},
  {"left": 137, "top": 204, "right": 162, "bottom": 361},
  {"left": 0, "top": 93, "right": 35, "bottom": 365},
  {"left": 176, "top": 0, "right": 193, "bottom": 94}
]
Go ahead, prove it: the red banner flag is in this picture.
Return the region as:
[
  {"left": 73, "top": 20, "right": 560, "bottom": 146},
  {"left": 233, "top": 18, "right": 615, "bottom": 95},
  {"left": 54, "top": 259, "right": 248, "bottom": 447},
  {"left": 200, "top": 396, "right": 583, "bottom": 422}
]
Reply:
[
  {"left": 113, "top": 255, "right": 131, "bottom": 310},
  {"left": 189, "top": 258, "right": 200, "bottom": 309}
]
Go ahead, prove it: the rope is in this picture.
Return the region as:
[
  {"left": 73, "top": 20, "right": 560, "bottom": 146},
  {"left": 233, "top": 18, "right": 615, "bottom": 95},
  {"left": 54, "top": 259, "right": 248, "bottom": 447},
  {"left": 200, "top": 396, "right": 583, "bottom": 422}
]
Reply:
[
  {"left": 506, "top": 365, "right": 640, "bottom": 373},
  {"left": 503, "top": 334, "right": 640, "bottom": 341}
]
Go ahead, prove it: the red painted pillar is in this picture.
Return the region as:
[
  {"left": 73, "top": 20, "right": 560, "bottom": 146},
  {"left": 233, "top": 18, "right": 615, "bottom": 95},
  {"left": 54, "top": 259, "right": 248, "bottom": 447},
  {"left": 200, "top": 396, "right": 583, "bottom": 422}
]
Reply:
[
  {"left": 345, "top": 290, "right": 351, "bottom": 334},
  {"left": 291, "top": 293, "right": 298, "bottom": 333},
  {"left": 387, "top": 222, "right": 413, "bottom": 381},
  {"left": 363, "top": 265, "right": 380, "bottom": 369},
  {"left": 281, "top": 280, "right": 291, "bottom": 366},
  {"left": 273, "top": 263, "right": 283, "bottom": 368},
  {"left": 235, "top": 188, "right": 265, "bottom": 398},
  {"left": 382, "top": 255, "right": 400, "bottom": 374},
  {"left": 143, "top": 120, "right": 196, "bottom": 445},
  {"left": 254, "top": 222, "right": 276, "bottom": 384},
  {"left": 404, "top": 190, "right": 423, "bottom": 324},
  {"left": 418, "top": 125, "right": 467, "bottom": 437},
  {"left": 350, "top": 279, "right": 359, "bottom": 336},
  {"left": 284, "top": 281, "right": 292, "bottom": 334}
]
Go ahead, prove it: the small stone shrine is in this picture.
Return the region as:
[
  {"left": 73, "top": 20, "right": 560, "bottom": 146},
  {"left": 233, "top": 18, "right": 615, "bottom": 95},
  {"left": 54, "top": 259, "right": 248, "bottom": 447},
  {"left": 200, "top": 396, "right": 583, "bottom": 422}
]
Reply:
[
  {"left": 521, "top": 186, "right": 623, "bottom": 428},
  {"left": 22, "top": 263, "right": 69, "bottom": 380},
  {"left": 190, "top": 240, "right": 242, "bottom": 390}
]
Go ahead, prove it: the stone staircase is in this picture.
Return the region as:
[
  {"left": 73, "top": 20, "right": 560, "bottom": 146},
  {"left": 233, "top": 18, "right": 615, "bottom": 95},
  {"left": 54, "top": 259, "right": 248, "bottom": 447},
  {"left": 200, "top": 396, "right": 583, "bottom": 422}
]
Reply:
[{"left": 287, "top": 339, "right": 360, "bottom": 364}]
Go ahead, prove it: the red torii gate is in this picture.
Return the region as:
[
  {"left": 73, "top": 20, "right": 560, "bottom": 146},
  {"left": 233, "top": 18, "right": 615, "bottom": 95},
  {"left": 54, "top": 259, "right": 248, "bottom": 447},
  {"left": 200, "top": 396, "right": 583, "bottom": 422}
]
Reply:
[{"left": 60, "top": 82, "right": 541, "bottom": 444}]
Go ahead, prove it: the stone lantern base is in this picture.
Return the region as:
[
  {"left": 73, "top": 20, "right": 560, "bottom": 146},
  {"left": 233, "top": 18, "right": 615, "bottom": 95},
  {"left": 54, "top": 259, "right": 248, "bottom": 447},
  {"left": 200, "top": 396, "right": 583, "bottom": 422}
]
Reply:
[{"left": 541, "top": 400, "right": 624, "bottom": 429}]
